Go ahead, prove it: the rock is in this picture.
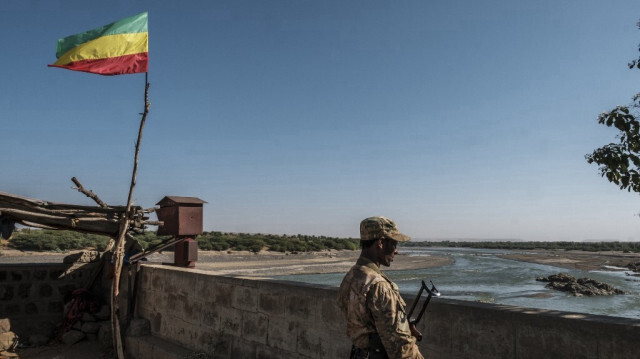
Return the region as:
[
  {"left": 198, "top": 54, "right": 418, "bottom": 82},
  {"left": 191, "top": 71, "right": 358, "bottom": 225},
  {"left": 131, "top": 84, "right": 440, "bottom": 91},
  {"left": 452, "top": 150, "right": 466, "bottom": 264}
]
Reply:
[
  {"left": 82, "top": 312, "right": 97, "bottom": 322},
  {"left": 0, "top": 332, "right": 17, "bottom": 351},
  {"left": 626, "top": 262, "right": 640, "bottom": 273},
  {"left": 61, "top": 329, "right": 85, "bottom": 345},
  {"left": 81, "top": 322, "right": 101, "bottom": 334},
  {"left": 536, "top": 273, "right": 626, "bottom": 296},
  {"left": 126, "top": 318, "right": 150, "bottom": 337},
  {"left": 536, "top": 273, "right": 574, "bottom": 283},
  {"left": 72, "top": 321, "right": 83, "bottom": 331},
  {"left": 28, "top": 334, "right": 49, "bottom": 347},
  {"left": 94, "top": 305, "right": 111, "bottom": 321},
  {"left": 0, "top": 319, "right": 10, "bottom": 334},
  {"left": 63, "top": 250, "right": 100, "bottom": 264}
]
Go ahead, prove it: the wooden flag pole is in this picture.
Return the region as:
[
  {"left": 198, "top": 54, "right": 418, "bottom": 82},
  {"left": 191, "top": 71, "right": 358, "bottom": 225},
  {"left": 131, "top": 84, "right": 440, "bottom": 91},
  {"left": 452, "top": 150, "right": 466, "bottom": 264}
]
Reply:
[{"left": 111, "top": 73, "right": 150, "bottom": 359}]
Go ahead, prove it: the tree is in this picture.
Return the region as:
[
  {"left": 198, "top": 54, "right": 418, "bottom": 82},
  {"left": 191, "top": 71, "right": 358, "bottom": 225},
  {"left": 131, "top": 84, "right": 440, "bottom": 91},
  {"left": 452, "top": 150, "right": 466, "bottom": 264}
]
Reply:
[{"left": 586, "top": 21, "right": 640, "bottom": 192}]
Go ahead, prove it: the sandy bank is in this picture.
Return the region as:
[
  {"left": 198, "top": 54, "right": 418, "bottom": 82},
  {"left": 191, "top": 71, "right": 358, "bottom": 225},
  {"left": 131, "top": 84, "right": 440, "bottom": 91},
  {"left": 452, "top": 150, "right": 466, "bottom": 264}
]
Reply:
[
  {"left": 6, "top": 247, "right": 640, "bottom": 276},
  {"left": 191, "top": 250, "right": 454, "bottom": 277},
  {"left": 499, "top": 249, "right": 640, "bottom": 272},
  {"left": 0, "top": 248, "right": 454, "bottom": 277}
]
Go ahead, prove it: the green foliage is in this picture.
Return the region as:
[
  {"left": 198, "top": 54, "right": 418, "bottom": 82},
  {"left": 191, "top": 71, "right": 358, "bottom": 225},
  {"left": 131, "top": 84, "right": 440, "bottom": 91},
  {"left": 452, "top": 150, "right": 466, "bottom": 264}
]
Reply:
[
  {"left": 10, "top": 229, "right": 638, "bottom": 254},
  {"left": 9, "top": 229, "right": 110, "bottom": 252},
  {"left": 586, "top": 21, "right": 640, "bottom": 193},
  {"left": 197, "top": 232, "right": 359, "bottom": 253},
  {"left": 132, "top": 231, "right": 168, "bottom": 249},
  {"left": 586, "top": 105, "right": 640, "bottom": 192},
  {"left": 6, "top": 229, "right": 359, "bottom": 253},
  {"left": 402, "top": 240, "right": 640, "bottom": 253}
]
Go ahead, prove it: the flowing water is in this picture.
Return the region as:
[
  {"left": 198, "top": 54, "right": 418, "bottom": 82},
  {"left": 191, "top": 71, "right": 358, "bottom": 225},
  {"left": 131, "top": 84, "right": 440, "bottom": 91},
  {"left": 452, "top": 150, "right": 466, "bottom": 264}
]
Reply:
[{"left": 276, "top": 247, "right": 640, "bottom": 319}]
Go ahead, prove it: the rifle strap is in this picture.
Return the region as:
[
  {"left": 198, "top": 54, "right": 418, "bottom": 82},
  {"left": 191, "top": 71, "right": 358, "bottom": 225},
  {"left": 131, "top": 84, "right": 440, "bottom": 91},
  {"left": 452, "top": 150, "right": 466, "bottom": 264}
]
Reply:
[{"left": 368, "top": 333, "right": 389, "bottom": 359}]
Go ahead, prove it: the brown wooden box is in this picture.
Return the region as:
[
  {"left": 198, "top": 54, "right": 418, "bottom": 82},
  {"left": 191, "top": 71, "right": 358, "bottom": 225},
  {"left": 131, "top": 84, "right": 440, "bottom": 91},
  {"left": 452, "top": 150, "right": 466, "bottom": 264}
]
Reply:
[{"left": 156, "top": 196, "right": 207, "bottom": 236}]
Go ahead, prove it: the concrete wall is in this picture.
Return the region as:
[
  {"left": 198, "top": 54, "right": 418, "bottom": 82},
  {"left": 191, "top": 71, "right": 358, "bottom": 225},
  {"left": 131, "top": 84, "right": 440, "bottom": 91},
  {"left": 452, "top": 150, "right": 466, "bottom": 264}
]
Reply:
[
  {"left": 136, "top": 264, "right": 346, "bottom": 358},
  {"left": 135, "top": 264, "right": 640, "bottom": 359},
  {"left": 0, "top": 263, "right": 97, "bottom": 337}
]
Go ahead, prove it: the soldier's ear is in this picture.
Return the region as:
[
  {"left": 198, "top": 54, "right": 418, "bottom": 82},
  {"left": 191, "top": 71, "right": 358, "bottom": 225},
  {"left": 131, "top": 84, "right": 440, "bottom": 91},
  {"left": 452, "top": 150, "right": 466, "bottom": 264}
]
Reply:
[{"left": 376, "top": 239, "right": 384, "bottom": 249}]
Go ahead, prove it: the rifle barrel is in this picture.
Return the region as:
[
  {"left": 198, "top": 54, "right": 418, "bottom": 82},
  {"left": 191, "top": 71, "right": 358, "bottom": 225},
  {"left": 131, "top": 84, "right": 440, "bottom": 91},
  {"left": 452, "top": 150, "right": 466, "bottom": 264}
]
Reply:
[{"left": 407, "top": 280, "right": 427, "bottom": 320}]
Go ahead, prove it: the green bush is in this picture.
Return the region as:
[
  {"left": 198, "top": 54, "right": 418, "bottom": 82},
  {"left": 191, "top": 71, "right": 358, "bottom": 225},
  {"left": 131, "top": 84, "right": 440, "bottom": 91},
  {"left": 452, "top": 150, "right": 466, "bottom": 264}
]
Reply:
[
  {"left": 13, "top": 229, "right": 638, "bottom": 254},
  {"left": 133, "top": 232, "right": 168, "bottom": 250},
  {"left": 7, "top": 229, "right": 360, "bottom": 253},
  {"left": 9, "top": 229, "right": 110, "bottom": 252}
]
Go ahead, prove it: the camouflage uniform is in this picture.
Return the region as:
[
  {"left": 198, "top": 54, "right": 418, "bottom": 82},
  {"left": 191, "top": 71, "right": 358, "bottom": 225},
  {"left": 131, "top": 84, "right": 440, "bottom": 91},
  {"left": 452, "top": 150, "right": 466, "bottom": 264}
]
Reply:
[{"left": 337, "top": 217, "right": 424, "bottom": 359}]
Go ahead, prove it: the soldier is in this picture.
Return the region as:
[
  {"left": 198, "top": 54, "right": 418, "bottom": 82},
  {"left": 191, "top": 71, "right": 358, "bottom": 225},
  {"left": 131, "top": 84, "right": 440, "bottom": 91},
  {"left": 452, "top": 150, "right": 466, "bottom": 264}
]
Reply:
[{"left": 337, "top": 216, "right": 423, "bottom": 359}]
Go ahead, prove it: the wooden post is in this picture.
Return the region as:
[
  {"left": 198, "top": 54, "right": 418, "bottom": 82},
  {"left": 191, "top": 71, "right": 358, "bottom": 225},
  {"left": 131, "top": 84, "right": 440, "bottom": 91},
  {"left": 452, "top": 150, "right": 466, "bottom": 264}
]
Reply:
[{"left": 111, "top": 76, "right": 150, "bottom": 359}]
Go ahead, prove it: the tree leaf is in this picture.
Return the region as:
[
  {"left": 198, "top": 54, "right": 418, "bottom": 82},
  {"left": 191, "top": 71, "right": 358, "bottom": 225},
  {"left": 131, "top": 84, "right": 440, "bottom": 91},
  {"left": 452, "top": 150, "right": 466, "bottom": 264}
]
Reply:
[{"left": 587, "top": 22, "right": 640, "bottom": 198}]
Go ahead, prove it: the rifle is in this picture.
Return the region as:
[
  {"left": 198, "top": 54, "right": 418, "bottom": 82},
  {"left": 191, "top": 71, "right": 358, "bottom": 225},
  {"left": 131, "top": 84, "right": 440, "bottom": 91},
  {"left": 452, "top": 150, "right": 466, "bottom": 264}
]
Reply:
[{"left": 407, "top": 280, "right": 440, "bottom": 342}]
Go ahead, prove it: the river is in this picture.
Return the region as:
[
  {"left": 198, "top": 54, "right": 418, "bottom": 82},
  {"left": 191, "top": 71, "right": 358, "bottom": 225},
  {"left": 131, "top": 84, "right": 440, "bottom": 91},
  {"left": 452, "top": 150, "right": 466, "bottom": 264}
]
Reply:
[{"left": 276, "top": 247, "right": 640, "bottom": 319}]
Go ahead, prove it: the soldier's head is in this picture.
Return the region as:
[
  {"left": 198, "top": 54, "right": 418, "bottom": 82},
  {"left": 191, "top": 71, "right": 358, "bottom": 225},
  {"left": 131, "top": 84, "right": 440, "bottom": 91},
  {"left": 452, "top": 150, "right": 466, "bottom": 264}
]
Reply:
[{"left": 360, "top": 216, "right": 410, "bottom": 267}]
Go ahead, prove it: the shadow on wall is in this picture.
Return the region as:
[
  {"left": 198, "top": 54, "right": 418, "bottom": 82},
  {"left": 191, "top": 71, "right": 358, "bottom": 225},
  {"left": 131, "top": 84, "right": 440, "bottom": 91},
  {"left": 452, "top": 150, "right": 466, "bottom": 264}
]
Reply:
[{"left": 0, "top": 262, "right": 102, "bottom": 342}]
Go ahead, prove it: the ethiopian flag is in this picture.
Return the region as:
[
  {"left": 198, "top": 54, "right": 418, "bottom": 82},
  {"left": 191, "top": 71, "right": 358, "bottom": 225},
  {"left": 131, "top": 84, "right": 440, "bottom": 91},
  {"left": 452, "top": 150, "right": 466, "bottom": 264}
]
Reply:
[{"left": 48, "top": 12, "right": 148, "bottom": 76}]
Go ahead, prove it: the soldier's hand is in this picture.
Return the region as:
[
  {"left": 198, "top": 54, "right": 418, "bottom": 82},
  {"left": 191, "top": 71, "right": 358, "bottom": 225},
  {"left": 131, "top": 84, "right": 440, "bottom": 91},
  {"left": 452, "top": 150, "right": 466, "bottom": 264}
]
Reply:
[{"left": 409, "top": 322, "right": 422, "bottom": 342}]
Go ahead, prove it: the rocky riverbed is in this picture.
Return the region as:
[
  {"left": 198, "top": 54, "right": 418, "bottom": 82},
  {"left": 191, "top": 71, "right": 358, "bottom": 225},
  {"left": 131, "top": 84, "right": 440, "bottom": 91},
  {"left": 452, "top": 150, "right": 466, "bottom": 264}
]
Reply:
[
  {"left": 536, "top": 273, "right": 627, "bottom": 296},
  {"left": 626, "top": 262, "right": 640, "bottom": 273}
]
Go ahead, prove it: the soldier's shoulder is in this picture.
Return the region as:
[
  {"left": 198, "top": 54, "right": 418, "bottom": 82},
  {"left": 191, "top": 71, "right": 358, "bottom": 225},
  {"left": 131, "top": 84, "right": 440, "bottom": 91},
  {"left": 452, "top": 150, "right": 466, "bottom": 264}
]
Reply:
[
  {"left": 351, "top": 264, "right": 381, "bottom": 277},
  {"left": 341, "top": 264, "right": 382, "bottom": 285}
]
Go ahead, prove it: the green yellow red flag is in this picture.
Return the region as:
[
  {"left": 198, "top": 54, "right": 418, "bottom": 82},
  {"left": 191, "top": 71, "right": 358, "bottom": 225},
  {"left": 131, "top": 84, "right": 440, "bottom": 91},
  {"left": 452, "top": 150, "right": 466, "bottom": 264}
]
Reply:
[{"left": 48, "top": 12, "right": 148, "bottom": 76}]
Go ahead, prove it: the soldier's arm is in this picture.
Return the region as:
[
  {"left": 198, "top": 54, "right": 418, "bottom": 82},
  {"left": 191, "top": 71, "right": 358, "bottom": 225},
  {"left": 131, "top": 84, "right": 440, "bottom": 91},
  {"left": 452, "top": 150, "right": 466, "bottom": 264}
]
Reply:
[{"left": 367, "top": 283, "right": 424, "bottom": 359}]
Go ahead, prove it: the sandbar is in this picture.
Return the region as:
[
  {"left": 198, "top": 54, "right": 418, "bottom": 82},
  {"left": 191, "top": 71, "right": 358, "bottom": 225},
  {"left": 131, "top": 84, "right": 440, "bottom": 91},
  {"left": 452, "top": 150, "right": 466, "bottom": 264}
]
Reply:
[
  {"left": 189, "top": 249, "right": 454, "bottom": 277},
  {"left": 498, "top": 250, "right": 640, "bottom": 272}
]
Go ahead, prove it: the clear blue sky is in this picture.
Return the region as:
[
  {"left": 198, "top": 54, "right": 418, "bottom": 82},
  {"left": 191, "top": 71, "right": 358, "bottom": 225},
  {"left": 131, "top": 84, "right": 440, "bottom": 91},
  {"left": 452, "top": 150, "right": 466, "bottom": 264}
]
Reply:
[{"left": 2, "top": 0, "right": 640, "bottom": 241}]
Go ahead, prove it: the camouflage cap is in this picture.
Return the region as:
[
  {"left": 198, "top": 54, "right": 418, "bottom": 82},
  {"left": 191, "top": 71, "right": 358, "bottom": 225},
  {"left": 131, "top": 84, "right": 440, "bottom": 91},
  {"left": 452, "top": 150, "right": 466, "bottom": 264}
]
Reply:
[{"left": 360, "top": 216, "right": 410, "bottom": 242}]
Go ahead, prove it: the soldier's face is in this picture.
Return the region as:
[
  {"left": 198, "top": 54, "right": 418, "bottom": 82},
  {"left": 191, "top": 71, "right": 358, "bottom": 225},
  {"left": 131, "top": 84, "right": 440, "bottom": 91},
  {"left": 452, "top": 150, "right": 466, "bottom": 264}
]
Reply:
[{"left": 380, "top": 238, "right": 398, "bottom": 267}]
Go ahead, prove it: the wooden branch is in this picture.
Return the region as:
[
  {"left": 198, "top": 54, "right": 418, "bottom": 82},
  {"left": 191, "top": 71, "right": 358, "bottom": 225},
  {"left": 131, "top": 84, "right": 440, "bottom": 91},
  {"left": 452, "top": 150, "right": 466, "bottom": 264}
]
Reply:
[
  {"left": 111, "top": 79, "right": 150, "bottom": 359},
  {"left": 0, "top": 192, "right": 126, "bottom": 220},
  {"left": 0, "top": 192, "right": 148, "bottom": 234},
  {"left": 129, "top": 235, "right": 183, "bottom": 262},
  {"left": 103, "top": 238, "right": 116, "bottom": 253},
  {"left": 0, "top": 191, "right": 130, "bottom": 213},
  {"left": 0, "top": 191, "right": 47, "bottom": 207},
  {"left": 0, "top": 208, "right": 121, "bottom": 236},
  {"left": 111, "top": 216, "right": 130, "bottom": 359},
  {"left": 71, "top": 177, "right": 108, "bottom": 208}
]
